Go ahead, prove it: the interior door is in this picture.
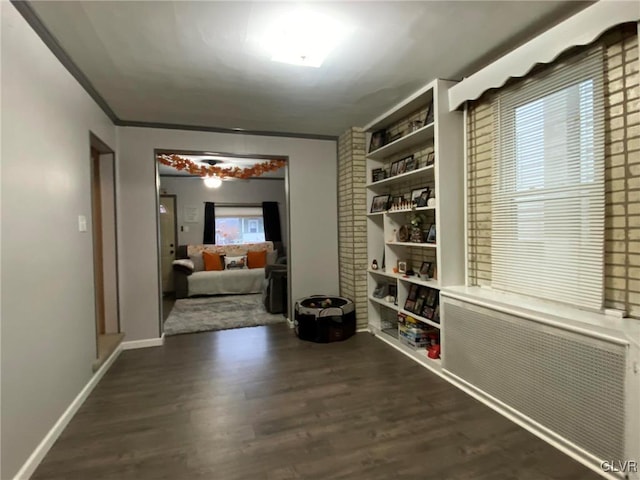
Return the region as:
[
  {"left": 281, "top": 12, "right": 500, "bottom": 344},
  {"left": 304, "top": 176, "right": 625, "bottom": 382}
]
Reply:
[{"left": 160, "top": 195, "right": 177, "bottom": 293}]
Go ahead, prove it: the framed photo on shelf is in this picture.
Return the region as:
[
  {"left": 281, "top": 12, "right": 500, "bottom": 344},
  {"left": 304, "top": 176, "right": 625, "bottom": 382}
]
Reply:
[
  {"left": 397, "top": 261, "right": 407, "bottom": 274},
  {"left": 388, "top": 284, "right": 397, "bottom": 305},
  {"left": 419, "top": 261, "right": 432, "bottom": 277},
  {"left": 425, "top": 288, "right": 438, "bottom": 307},
  {"left": 369, "top": 130, "right": 386, "bottom": 152},
  {"left": 408, "top": 284, "right": 419, "bottom": 301},
  {"left": 424, "top": 101, "right": 434, "bottom": 125},
  {"left": 404, "top": 299, "right": 416, "bottom": 312},
  {"left": 425, "top": 151, "right": 435, "bottom": 166},
  {"left": 397, "top": 158, "right": 407, "bottom": 175},
  {"left": 387, "top": 132, "right": 403, "bottom": 143},
  {"left": 391, "top": 195, "right": 403, "bottom": 208},
  {"left": 371, "top": 168, "right": 385, "bottom": 183},
  {"left": 425, "top": 223, "right": 437, "bottom": 243},
  {"left": 411, "top": 187, "right": 429, "bottom": 205},
  {"left": 421, "top": 305, "right": 435, "bottom": 320},
  {"left": 390, "top": 160, "right": 401, "bottom": 177},
  {"left": 416, "top": 188, "right": 431, "bottom": 207},
  {"left": 370, "top": 194, "right": 390, "bottom": 213},
  {"left": 414, "top": 297, "right": 425, "bottom": 316},
  {"left": 400, "top": 154, "right": 415, "bottom": 173}
]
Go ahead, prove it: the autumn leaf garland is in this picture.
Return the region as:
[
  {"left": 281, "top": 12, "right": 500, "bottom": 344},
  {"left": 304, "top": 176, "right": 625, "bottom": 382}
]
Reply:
[{"left": 157, "top": 154, "right": 285, "bottom": 179}]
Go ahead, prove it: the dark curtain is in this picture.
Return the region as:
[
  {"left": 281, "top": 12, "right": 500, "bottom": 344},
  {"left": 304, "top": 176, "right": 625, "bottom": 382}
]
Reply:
[
  {"left": 203, "top": 202, "right": 215, "bottom": 244},
  {"left": 262, "top": 202, "right": 282, "bottom": 242}
]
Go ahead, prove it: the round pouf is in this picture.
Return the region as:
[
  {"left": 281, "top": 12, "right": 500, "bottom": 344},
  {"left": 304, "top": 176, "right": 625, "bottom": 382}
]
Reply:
[{"left": 294, "top": 296, "right": 356, "bottom": 343}]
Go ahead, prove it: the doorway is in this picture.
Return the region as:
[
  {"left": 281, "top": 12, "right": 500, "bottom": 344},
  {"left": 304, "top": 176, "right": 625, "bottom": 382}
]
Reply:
[
  {"left": 155, "top": 149, "right": 291, "bottom": 336},
  {"left": 90, "top": 134, "right": 122, "bottom": 369}
]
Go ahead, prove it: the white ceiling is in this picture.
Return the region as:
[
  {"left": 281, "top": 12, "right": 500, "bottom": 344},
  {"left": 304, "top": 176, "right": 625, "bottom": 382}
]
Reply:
[{"left": 30, "top": 1, "right": 590, "bottom": 136}]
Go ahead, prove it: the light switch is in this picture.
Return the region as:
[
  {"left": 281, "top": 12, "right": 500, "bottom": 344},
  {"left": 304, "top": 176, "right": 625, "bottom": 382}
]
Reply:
[
  {"left": 183, "top": 225, "right": 190, "bottom": 233},
  {"left": 78, "top": 215, "right": 88, "bottom": 232}
]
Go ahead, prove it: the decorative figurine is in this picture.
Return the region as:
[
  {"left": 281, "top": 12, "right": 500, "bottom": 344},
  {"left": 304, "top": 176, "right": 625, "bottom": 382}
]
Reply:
[{"left": 371, "top": 259, "right": 379, "bottom": 270}]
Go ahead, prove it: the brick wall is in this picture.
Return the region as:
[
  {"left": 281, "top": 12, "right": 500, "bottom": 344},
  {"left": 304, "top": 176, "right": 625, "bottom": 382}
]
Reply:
[
  {"left": 338, "top": 128, "right": 368, "bottom": 328},
  {"left": 467, "top": 24, "right": 640, "bottom": 318}
]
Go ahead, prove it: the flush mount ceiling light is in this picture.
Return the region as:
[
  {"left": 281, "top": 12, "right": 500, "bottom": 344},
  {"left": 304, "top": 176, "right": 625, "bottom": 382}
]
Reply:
[
  {"left": 203, "top": 176, "right": 222, "bottom": 189},
  {"left": 265, "top": 9, "right": 350, "bottom": 68}
]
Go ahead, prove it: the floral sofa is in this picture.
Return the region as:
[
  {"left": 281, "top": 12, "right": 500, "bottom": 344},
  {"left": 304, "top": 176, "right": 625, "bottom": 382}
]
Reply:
[{"left": 172, "top": 241, "right": 277, "bottom": 299}]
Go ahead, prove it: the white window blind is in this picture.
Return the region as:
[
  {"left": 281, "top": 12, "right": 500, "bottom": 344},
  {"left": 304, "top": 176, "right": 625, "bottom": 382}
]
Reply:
[{"left": 491, "top": 47, "right": 604, "bottom": 310}]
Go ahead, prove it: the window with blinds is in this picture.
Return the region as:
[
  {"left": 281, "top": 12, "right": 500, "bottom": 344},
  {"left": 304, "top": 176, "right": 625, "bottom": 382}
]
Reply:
[{"left": 491, "top": 48, "right": 604, "bottom": 310}]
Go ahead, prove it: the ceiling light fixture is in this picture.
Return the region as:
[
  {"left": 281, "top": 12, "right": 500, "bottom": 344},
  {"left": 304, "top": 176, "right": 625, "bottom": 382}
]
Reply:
[
  {"left": 265, "top": 9, "right": 350, "bottom": 68},
  {"left": 203, "top": 176, "right": 222, "bottom": 189}
]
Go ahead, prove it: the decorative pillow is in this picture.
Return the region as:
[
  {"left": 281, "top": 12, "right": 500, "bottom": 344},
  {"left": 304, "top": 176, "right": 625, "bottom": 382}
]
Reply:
[
  {"left": 224, "top": 255, "right": 247, "bottom": 269},
  {"left": 203, "top": 251, "right": 224, "bottom": 271},
  {"left": 172, "top": 259, "right": 194, "bottom": 275},
  {"left": 189, "top": 254, "right": 205, "bottom": 272},
  {"left": 247, "top": 250, "right": 267, "bottom": 269},
  {"left": 266, "top": 250, "right": 278, "bottom": 265}
]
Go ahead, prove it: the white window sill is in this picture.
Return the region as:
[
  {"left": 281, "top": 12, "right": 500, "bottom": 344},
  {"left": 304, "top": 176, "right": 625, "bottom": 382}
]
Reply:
[{"left": 440, "top": 285, "right": 639, "bottom": 346}]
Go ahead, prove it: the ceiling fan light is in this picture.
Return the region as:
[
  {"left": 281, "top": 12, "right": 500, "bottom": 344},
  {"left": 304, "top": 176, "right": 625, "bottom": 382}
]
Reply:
[{"left": 203, "top": 176, "right": 222, "bottom": 188}]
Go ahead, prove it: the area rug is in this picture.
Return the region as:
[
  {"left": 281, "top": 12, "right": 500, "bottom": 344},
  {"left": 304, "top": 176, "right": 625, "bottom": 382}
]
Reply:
[{"left": 164, "top": 294, "right": 285, "bottom": 336}]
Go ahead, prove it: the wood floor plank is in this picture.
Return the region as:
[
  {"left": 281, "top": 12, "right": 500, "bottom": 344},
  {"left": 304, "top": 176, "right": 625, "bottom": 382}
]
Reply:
[{"left": 32, "top": 325, "right": 600, "bottom": 480}]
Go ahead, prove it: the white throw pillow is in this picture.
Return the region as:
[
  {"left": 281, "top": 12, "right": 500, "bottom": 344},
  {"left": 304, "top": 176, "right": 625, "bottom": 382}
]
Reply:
[{"left": 224, "top": 255, "right": 247, "bottom": 269}]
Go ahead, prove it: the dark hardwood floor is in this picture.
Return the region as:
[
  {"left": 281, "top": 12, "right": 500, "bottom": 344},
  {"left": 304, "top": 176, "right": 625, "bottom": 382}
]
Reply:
[{"left": 33, "top": 325, "right": 599, "bottom": 479}]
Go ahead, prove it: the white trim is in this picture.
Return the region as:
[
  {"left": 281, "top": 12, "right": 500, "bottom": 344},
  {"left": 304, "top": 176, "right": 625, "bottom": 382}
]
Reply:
[
  {"left": 356, "top": 327, "right": 370, "bottom": 333},
  {"left": 441, "top": 370, "right": 621, "bottom": 480},
  {"left": 448, "top": 1, "right": 640, "bottom": 111},
  {"left": 121, "top": 333, "right": 165, "bottom": 350},
  {"left": 13, "top": 344, "right": 123, "bottom": 480}
]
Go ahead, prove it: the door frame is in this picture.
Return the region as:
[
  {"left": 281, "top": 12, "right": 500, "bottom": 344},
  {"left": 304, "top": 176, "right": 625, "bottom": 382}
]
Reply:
[
  {"left": 153, "top": 148, "right": 291, "bottom": 336},
  {"left": 159, "top": 194, "right": 178, "bottom": 293},
  {"left": 90, "top": 132, "right": 121, "bottom": 353}
]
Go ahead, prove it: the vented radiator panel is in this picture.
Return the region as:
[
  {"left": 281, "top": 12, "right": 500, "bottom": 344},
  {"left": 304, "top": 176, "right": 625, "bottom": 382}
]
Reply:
[{"left": 443, "top": 298, "right": 627, "bottom": 462}]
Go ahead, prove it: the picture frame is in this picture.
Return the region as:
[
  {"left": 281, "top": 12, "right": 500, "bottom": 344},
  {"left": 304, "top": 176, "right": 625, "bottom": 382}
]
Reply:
[
  {"left": 371, "top": 168, "right": 385, "bottom": 183},
  {"left": 424, "top": 101, "right": 434, "bottom": 125},
  {"left": 425, "top": 151, "right": 435, "bottom": 167},
  {"left": 414, "top": 297, "right": 425, "bottom": 315},
  {"left": 425, "top": 223, "right": 437, "bottom": 243},
  {"left": 369, "top": 130, "right": 386, "bottom": 152},
  {"left": 419, "top": 261, "right": 432, "bottom": 277},
  {"left": 397, "top": 261, "right": 407, "bottom": 274},
  {"left": 390, "top": 160, "right": 401, "bottom": 177},
  {"left": 408, "top": 284, "right": 419, "bottom": 301},
  {"left": 396, "top": 158, "right": 407, "bottom": 175},
  {"left": 387, "top": 132, "right": 403, "bottom": 143},
  {"left": 370, "top": 194, "right": 390, "bottom": 213},
  {"left": 403, "top": 155, "right": 416, "bottom": 172},
  {"left": 404, "top": 299, "right": 416, "bottom": 312},
  {"left": 421, "top": 305, "right": 435, "bottom": 320},
  {"left": 416, "top": 188, "right": 431, "bottom": 207},
  {"left": 388, "top": 284, "right": 397, "bottom": 305},
  {"left": 411, "top": 187, "right": 429, "bottom": 205},
  {"left": 425, "top": 288, "right": 438, "bottom": 307}
]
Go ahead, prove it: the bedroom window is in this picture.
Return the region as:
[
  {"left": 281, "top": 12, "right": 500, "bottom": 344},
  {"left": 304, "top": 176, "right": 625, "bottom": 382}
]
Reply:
[
  {"left": 215, "top": 206, "right": 265, "bottom": 245},
  {"left": 491, "top": 47, "right": 605, "bottom": 310}
]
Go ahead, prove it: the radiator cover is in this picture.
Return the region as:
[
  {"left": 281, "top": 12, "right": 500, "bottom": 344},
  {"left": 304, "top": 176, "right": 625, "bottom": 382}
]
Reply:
[{"left": 442, "top": 298, "right": 628, "bottom": 463}]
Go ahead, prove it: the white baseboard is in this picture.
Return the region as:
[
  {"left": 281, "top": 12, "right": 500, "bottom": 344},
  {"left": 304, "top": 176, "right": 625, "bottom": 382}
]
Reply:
[
  {"left": 356, "top": 328, "right": 370, "bottom": 333},
  {"left": 13, "top": 344, "right": 123, "bottom": 480},
  {"left": 121, "top": 334, "right": 164, "bottom": 350}
]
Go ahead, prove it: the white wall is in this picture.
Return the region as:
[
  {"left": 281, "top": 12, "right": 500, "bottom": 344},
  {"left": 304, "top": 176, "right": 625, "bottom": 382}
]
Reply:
[
  {"left": 160, "top": 176, "right": 287, "bottom": 249},
  {"left": 1, "top": 4, "right": 116, "bottom": 479},
  {"left": 117, "top": 127, "right": 339, "bottom": 341}
]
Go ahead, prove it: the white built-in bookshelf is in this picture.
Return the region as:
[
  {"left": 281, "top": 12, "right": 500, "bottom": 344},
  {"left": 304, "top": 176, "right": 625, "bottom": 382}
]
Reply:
[{"left": 364, "top": 79, "right": 464, "bottom": 374}]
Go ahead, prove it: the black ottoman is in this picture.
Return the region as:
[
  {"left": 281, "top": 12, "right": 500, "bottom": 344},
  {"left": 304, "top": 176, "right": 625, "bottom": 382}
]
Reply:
[{"left": 294, "top": 296, "right": 356, "bottom": 343}]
